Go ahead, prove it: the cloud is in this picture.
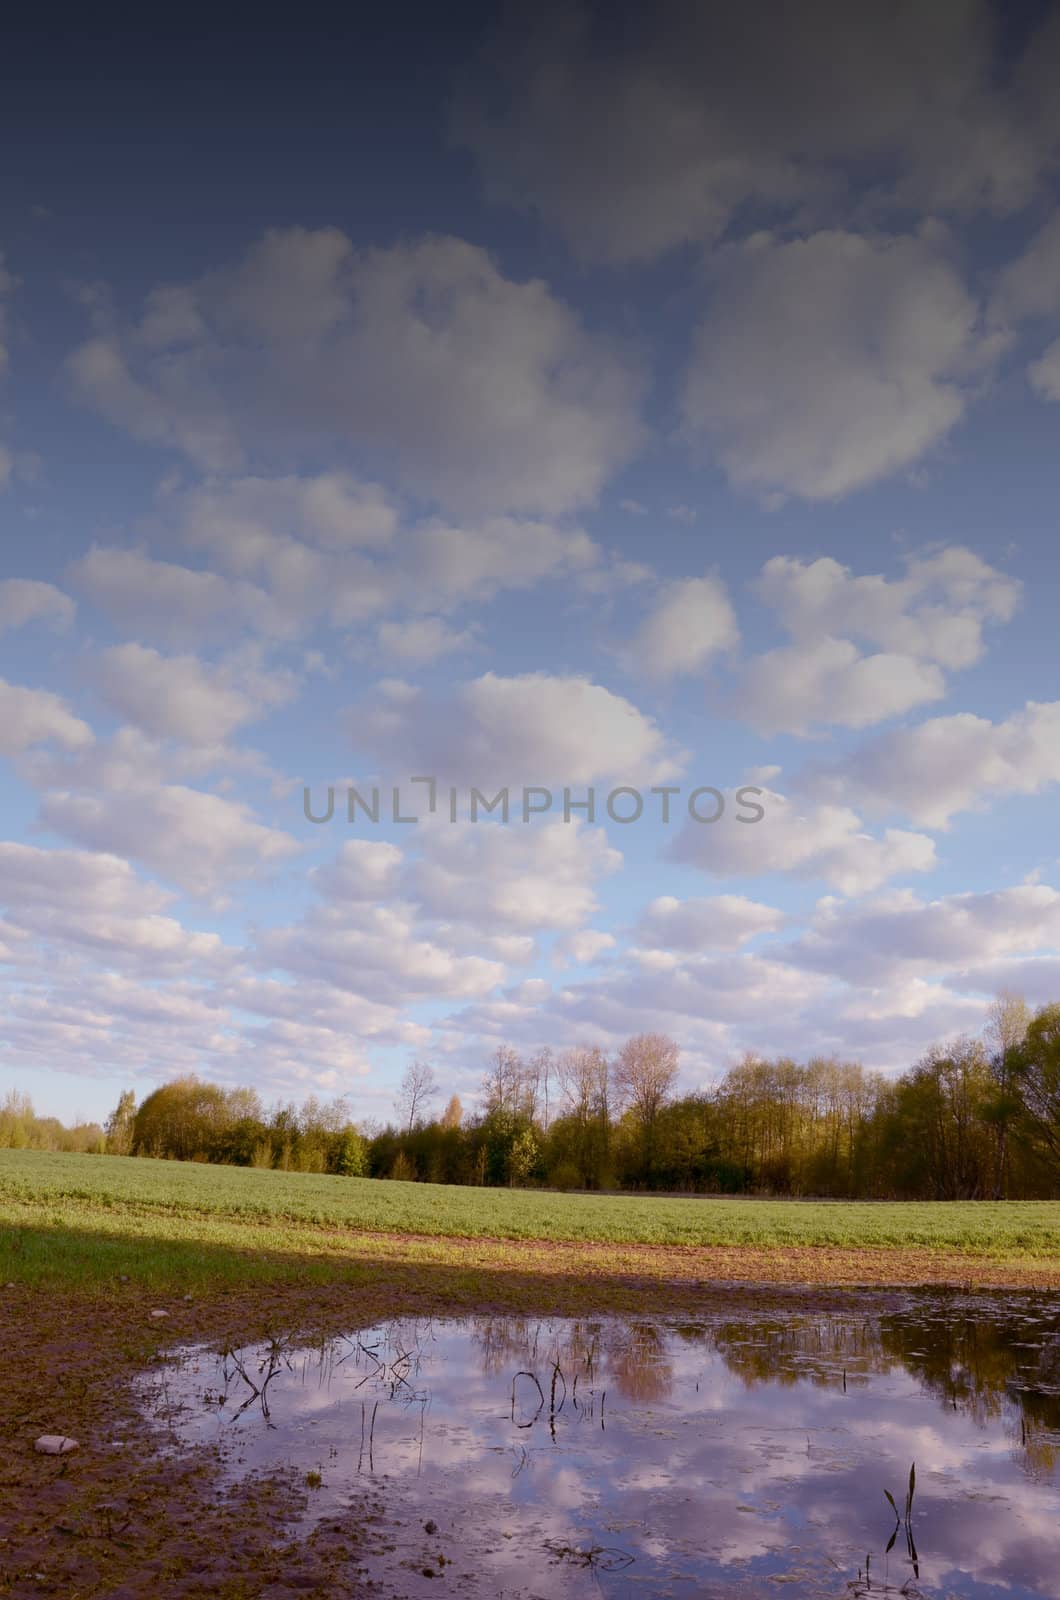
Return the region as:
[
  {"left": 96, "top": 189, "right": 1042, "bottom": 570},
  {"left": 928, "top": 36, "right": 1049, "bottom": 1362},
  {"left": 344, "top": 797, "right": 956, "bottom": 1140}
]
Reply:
[
  {"left": 628, "top": 575, "right": 739, "bottom": 678},
  {"left": 635, "top": 894, "right": 785, "bottom": 953},
  {"left": 0, "top": 842, "right": 226, "bottom": 974},
  {"left": 671, "top": 787, "right": 936, "bottom": 896},
  {"left": 38, "top": 780, "right": 300, "bottom": 897},
  {"left": 452, "top": 2, "right": 1048, "bottom": 265},
  {"left": 733, "top": 547, "right": 1019, "bottom": 734},
  {"left": 0, "top": 579, "right": 75, "bottom": 632},
  {"left": 347, "top": 671, "right": 683, "bottom": 787},
  {"left": 404, "top": 818, "right": 622, "bottom": 934},
  {"left": 70, "top": 545, "right": 279, "bottom": 643},
  {"left": 0, "top": 679, "right": 93, "bottom": 756},
  {"left": 754, "top": 549, "right": 1020, "bottom": 668},
  {"left": 93, "top": 643, "right": 297, "bottom": 743},
  {"left": 990, "top": 214, "right": 1060, "bottom": 401},
  {"left": 683, "top": 230, "right": 995, "bottom": 501},
  {"left": 736, "top": 639, "right": 946, "bottom": 736},
  {"left": 781, "top": 884, "right": 1060, "bottom": 986},
  {"left": 73, "top": 480, "right": 605, "bottom": 645},
  {"left": 816, "top": 700, "right": 1060, "bottom": 828},
  {"left": 68, "top": 230, "right": 644, "bottom": 516},
  {"left": 374, "top": 617, "right": 477, "bottom": 667}
]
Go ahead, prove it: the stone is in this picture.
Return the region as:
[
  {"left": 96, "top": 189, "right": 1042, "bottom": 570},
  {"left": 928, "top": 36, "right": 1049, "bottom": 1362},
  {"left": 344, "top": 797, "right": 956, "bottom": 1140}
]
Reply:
[
  {"left": 149, "top": 1309, "right": 169, "bottom": 1319},
  {"left": 35, "top": 1434, "right": 79, "bottom": 1455}
]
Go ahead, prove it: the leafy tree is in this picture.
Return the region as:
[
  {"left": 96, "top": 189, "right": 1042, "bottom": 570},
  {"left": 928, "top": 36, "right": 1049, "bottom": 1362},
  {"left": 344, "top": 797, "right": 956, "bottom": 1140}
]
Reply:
[{"left": 104, "top": 1090, "right": 137, "bottom": 1155}]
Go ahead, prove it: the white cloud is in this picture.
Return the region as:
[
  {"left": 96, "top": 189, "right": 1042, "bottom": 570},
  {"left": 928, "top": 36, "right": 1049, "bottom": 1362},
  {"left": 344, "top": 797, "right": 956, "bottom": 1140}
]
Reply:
[
  {"left": 683, "top": 230, "right": 995, "bottom": 502},
  {"left": 70, "top": 545, "right": 279, "bottom": 643},
  {"left": 347, "top": 671, "right": 683, "bottom": 787},
  {"left": 671, "top": 787, "right": 936, "bottom": 896},
  {"left": 38, "top": 780, "right": 300, "bottom": 897},
  {"left": 405, "top": 819, "right": 621, "bottom": 934},
  {"left": 736, "top": 638, "right": 945, "bottom": 736},
  {"left": 452, "top": 3, "right": 1046, "bottom": 265},
  {"left": 68, "top": 230, "right": 644, "bottom": 516},
  {"left": 0, "top": 679, "right": 93, "bottom": 756},
  {"left": 754, "top": 549, "right": 1020, "bottom": 669},
  {"left": 781, "top": 884, "right": 1060, "bottom": 986},
  {"left": 94, "top": 643, "right": 297, "bottom": 743},
  {"left": 629, "top": 575, "right": 739, "bottom": 678},
  {"left": 374, "top": 617, "right": 477, "bottom": 667},
  {"left": 0, "top": 579, "right": 75, "bottom": 633},
  {"left": 822, "top": 700, "right": 1060, "bottom": 827},
  {"left": 635, "top": 894, "right": 785, "bottom": 953},
  {"left": 735, "top": 547, "right": 1019, "bottom": 734},
  {"left": 554, "top": 929, "right": 616, "bottom": 967}
]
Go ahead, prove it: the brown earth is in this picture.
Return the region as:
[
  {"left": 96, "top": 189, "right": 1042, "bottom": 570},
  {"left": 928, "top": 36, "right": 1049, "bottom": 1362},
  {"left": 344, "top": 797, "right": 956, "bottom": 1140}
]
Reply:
[{"left": 3, "top": 1241, "right": 1059, "bottom": 1599}]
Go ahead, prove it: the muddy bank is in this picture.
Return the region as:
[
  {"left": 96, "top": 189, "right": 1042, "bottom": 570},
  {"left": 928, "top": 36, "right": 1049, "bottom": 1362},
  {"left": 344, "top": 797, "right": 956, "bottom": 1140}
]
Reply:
[{"left": 3, "top": 1250, "right": 1060, "bottom": 1598}]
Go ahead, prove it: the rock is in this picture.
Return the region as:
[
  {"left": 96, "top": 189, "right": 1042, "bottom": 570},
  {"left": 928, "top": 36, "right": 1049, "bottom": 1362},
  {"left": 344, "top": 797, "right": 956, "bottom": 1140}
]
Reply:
[
  {"left": 35, "top": 1434, "right": 79, "bottom": 1455},
  {"left": 149, "top": 1309, "right": 169, "bottom": 1320},
  {"left": 424, "top": 1520, "right": 438, "bottom": 1534}
]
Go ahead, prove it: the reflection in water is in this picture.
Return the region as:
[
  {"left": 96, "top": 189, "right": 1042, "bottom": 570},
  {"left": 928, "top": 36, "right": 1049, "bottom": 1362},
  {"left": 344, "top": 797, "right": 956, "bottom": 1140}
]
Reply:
[{"left": 141, "top": 1293, "right": 1060, "bottom": 1600}]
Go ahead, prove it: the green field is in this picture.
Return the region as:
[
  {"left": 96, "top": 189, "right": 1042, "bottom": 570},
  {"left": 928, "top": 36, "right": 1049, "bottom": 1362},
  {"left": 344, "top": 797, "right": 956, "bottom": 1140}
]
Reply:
[{"left": 3, "top": 1147, "right": 1060, "bottom": 1295}]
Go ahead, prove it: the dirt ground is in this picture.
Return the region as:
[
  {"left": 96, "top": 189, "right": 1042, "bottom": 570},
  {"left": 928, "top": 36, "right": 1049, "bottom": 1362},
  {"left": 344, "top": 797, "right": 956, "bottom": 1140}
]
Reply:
[{"left": 3, "top": 1243, "right": 1060, "bottom": 1599}]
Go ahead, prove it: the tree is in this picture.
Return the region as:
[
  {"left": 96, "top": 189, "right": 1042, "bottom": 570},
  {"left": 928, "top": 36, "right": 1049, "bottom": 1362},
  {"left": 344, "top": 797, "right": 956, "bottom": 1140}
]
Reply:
[
  {"left": 104, "top": 1090, "right": 137, "bottom": 1155},
  {"left": 1015, "top": 1004, "right": 1060, "bottom": 1167},
  {"left": 396, "top": 1060, "right": 437, "bottom": 1134},
  {"left": 614, "top": 1034, "right": 679, "bottom": 1128},
  {"left": 983, "top": 991, "right": 1031, "bottom": 1197},
  {"left": 440, "top": 1094, "right": 463, "bottom": 1129}
]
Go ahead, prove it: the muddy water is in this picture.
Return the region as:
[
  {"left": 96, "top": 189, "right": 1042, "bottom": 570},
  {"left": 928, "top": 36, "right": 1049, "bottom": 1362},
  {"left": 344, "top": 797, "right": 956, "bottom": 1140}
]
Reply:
[{"left": 140, "top": 1292, "right": 1060, "bottom": 1598}]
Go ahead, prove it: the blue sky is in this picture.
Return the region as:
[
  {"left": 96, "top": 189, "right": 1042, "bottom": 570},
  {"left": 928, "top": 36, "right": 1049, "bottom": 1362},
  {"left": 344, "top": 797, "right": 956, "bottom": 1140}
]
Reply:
[{"left": 3, "top": 1, "right": 1060, "bottom": 1124}]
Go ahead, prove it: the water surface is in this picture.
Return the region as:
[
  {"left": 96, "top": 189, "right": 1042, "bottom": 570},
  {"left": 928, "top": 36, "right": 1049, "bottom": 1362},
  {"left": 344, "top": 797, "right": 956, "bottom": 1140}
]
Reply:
[{"left": 140, "top": 1292, "right": 1060, "bottom": 1598}]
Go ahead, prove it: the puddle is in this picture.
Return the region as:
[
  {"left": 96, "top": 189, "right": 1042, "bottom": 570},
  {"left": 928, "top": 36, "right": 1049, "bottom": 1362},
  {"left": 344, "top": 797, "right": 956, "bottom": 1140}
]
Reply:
[{"left": 138, "top": 1292, "right": 1060, "bottom": 1598}]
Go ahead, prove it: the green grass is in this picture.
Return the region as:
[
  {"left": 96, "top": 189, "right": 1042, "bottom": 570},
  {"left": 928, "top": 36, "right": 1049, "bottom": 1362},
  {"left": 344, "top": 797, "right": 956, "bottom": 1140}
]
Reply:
[{"left": 4, "top": 1147, "right": 1060, "bottom": 1259}]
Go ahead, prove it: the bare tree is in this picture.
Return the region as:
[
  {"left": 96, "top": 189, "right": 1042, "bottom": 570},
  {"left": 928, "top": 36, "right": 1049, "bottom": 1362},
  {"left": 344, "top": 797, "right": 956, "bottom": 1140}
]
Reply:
[
  {"left": 614, "top": 1033, "right": 679, "bottom": 1128},
  {"left": 481, "top": 1046, "right": 531, "bottom": 1117},
  {"left": 985, "top": 991, "right": 1031, "bottom": 1197},
  {"left": 396, "top": 1059, "right": 437, "bottom": 1134},
  {"left": 559, "top": 1046, "right": 611, "bottom": 1123}
]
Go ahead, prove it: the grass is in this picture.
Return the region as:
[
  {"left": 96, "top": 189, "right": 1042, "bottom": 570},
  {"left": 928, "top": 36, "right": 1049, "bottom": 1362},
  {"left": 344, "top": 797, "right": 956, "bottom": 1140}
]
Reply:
[
  {"left": 2, "top": 1147, "right": 1060, "bottom": 1295},
  {"left": 5, "top": 1147, "right": 1060, "bottom": 1250}
]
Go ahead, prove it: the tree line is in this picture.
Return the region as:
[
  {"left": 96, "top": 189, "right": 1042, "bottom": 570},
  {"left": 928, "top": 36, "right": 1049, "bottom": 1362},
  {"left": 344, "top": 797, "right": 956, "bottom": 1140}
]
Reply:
[{"left": 5, "top": 993, "right": 1060, "bottom": 1198}]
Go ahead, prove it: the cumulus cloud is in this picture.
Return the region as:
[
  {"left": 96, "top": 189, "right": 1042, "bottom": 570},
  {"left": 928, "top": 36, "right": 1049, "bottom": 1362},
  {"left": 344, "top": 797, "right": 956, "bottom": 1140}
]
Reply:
[
  {"left": 755, "top": 549, "right": 1020, "bottom": 668},
  {"left": 683, "top": 230, "right": 996, "bottom": 502},
  {"left": 781, "top": 884, "right": 1060, "bottom": 986},
  {"left": 817, "top": 700, "right": 1060, "bottom": 828},
  {"left": 991, "top": 215, "right": 1060, "bottom": 401},
  {"left": 0, "top": 679, "right": 93, "bottom": 756},
  {"left": 70, "top": 545, "right": 280, "bottom": 643},
  {"left": 628, "top": 575, "right": 739, "bottom": 678},
  {"left": 671, "top": 787, "right": 936, "bottom": 896},
  {"left": 0, "top": 842, "right": 226, "bottom": 974},
  {"left": 347, "top": 671, "right": 683, "bottom": 787},
  {"left": 38, "top": 780, "right": 300, "bottom": 897},
  {"left": 93, "top": 643, "right": 297, "bottom": 743},
  {"left": 736, "top": 638, "right": 946, "bottom": 736},
  {"left": 452, "top": 2, "right": 1050, "bottom": 265},
  {"left": 374, "top": 617, "right": 477, "bottom": 667},
  {"left": 72, "top": 481, "right": 604, "bottom": 645},
  {"left": 68, "top": 230, "right": 644, "bottom": 516},
  {"left": 0, "top": 579, "right": 75, "bottom": 633},
  {"left": 734, "top": 547, "right": 1019, "bottom": 734},
  {"left": 635, "top": 894, "right": 785, "bottom": 953},
  {"left": 405, "top": 819, "right": 621, "bottom": 934}
]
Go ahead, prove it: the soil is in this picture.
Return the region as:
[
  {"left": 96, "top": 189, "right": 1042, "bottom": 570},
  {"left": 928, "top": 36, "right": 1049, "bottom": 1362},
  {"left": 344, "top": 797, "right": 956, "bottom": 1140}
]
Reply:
[{"left": 3, "top": 1242, "right": 1059, "bottom": 1598}]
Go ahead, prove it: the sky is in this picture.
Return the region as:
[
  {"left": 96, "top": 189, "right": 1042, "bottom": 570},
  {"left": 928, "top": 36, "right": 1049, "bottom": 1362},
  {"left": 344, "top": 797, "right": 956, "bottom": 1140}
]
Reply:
[{"left": 2, "top": 0, "right": 1060, "bottom": 1125}]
